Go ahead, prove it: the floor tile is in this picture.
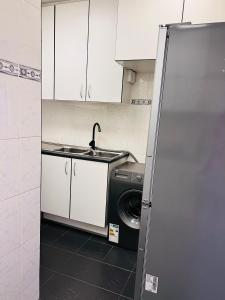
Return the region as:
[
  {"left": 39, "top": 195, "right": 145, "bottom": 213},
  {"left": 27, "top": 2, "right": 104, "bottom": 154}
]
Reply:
[
  {"left": 78, "top": 240, "right": 112, "bottom": 261},
  {"left": 40, "top": 244, "right": 73, "bottom": 273},
  {"left": 104, "top": 247, "right": 137, "bottom": 271},
  {"left": 90, "top": 234, "right": 109, "bottom": 245},
  {"left": 41, "top": 221, "right": 70, "bottom": 245},
  {"left": 40, "top": 267, "right": 54, "bottom": 287},
  {"left": 122, "top": 273, "right": 136, "bottom": 299},
  {"left": 40, "top": 273, "right": 119, "bottom": 300},
  {"left": 40, "top": 222, "right": 137, "bottom": 299},
  {"left": 60, "top": 253, "right": 131, "bottom": 294},
  {"left": 53, "top": 229, "right": 91, "bottom": 252}
]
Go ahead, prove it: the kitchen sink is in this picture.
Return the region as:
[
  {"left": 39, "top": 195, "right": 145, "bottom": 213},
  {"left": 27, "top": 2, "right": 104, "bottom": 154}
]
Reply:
[
  {"left": 85, "top": 150, "right": 121, "bottom": 159},
  {"left": 50, "top": 145, "right": 124, "bottom": 160},
  {"left": 55, "top": 147, "right": 89, "bottom": 155}
]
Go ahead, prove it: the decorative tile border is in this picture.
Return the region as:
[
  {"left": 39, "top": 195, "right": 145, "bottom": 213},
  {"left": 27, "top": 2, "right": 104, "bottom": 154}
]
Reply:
[
  {"left": 0, "top": 59, "right": 20, "bottom": 76},
  {"left": 131, "top": 99, "right": 152, "bottom": 105},
  {"left": 0, "top": 59, "right": 41, "bottom": 82},
  {"left": 19, "top": 65, "right": 41, "bottom": 82}
]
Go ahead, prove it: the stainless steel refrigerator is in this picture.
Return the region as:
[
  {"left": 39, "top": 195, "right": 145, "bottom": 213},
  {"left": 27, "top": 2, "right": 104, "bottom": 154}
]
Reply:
[{"left": 135, "top": 23, "right": 225, "bottom": 300}]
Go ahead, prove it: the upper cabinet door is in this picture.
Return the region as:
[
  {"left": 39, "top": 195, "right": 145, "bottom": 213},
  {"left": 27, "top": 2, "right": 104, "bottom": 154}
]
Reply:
[
  {"left": 55, "top": 1, "right": 89, "bottom": 101},
  {"left": 115, "top": 0, "right": 184, "bottom": 60},
  {"left": 183, "top": 0, "right": 225, "bottom": 23},
  {"left": 42, "top": 6, "right": 55, "bottom": 100},
  {"left": 87, "top": 0, "right": 123, "bottom": 103}
]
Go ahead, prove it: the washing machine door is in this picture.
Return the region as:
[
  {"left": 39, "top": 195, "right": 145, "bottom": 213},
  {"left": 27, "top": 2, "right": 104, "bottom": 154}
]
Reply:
[{"left": 118, "top": 189, "right": 142, "bottom": 230}]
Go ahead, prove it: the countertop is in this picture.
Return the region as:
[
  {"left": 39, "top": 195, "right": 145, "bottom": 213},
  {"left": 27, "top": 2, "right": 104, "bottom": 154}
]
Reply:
[{"left": 42, "top": 142, "right": 129, "bottom": 163}]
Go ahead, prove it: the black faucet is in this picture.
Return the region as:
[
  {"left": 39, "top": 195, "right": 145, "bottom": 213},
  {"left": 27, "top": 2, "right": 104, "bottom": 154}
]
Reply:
[{"left": 89, "top": 122, "right": 102, "bottom": 150}]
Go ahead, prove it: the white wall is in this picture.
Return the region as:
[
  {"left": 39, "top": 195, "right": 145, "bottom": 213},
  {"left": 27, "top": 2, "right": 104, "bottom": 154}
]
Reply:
[
  {"left": 42, "top": 101, "right": 151, "bottom": 162},
  {"left": 0, "top": 1, "right": 41, "bottom": 299}
]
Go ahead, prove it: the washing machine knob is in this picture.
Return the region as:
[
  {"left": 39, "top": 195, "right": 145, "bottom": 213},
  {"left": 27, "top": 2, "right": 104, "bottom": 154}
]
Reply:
[{"left": 136, "top": 175, "right": 142, "bottom": 182}]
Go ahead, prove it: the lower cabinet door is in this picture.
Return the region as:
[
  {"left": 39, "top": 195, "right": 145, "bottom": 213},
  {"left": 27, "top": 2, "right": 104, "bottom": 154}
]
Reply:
[
  {"left": 70, "top": 159, "right": 108, "bottom": 227},
  {"left": 41, "top": 154, "right": 71, "bottom": 218}
]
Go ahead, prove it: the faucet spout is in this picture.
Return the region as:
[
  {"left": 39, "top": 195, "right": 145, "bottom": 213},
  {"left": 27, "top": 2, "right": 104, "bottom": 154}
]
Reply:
[{"left": 89, "top": 122, "right": 102, "bottom": 150}]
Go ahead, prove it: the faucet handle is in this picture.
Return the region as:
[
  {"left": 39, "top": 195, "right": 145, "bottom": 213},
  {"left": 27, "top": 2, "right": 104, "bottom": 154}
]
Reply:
[{"left": 89, "top": 140, "right": 95, "bottom": 150}]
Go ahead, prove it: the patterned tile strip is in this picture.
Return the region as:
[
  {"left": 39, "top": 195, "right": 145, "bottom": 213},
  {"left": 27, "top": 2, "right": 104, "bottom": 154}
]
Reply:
[
  {"left": 0, "top": 58, "right": 41, "bottom": 82},
  {"left": 0, "top": 59, "right": 19, "bottom": 76}
]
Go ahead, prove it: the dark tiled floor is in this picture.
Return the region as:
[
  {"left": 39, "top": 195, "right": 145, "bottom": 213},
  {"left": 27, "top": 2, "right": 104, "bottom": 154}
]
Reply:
[{"left": 40, "top": 220, "right": 137, "bottom": 300}]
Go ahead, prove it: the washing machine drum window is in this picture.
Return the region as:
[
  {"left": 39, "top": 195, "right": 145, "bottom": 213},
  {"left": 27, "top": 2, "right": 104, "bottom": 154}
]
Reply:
[{"left": 118, "top": 189, "right": 142, "bottom": 230}]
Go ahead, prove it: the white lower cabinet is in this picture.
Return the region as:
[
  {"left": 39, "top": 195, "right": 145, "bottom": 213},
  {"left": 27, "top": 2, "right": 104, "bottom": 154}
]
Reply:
[
  {"left": 41, "top": 154, "right": 71, "bottom": 218},
  {"left": 41, "top": 155, "right": 109, "bottom": 228},
  {"left": 70, "top": 158, "right": 109, "bottom": 227}
]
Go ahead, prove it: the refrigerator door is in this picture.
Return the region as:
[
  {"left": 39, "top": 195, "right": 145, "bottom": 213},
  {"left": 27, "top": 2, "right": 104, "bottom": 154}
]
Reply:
[
  {"left": 142, "top": 23, "right": 225, "bottom": 300},
  {"left": 134, "top": 26, "right": 168, "bottom": 300}
]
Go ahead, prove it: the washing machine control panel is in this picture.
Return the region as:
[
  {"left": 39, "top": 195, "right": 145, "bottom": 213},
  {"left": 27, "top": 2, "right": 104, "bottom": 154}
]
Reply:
[{"left": 131, "top": 173, "right": 144, "bottom": 184}]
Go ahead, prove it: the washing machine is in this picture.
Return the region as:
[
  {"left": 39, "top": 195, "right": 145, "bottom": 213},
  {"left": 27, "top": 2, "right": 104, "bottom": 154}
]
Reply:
[{"left": 107, "top": 162, "right": 145, "bottom": 251}]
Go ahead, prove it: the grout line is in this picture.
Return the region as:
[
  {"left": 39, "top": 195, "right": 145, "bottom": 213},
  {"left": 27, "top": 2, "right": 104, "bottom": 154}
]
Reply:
[
  {"left": 90, "top": 235, "right": 109, "bottom": 245},
  {"left": 132, "top": 262, "right": 137, "bottom": 273},
  {"left": 41, "top": 221, "right": 93, "bottom": 254},
  {"left": 41, "top": 242, "right": 75, "bottom": 255},
  {"left": 103, "top": 245, "right": 114, "bottom": 261},
  {"left": 42, "top": 226, "right": 71, "bottom": 246},
  {"left": 119, "top": 271, "right": 133, "bottom": 299},
  {"left": 0, "top": 186, "right": 40, "bottom": 203},
  {"left": 40, "top": 267, "right": 55, "bottom": 289},
  {"left": 74, "top": 234, "right": 93, "bottom": 254},
  {"left": 40, "top": 266, "right": 126, "bottom": 298},
  {"left": 41, "top": 242, "right": 133, "bottom": 273},
  {"left": 72, "top": 250, "right": 132, "bottom": 273},
  {"left": 0, "top": 136, "right": 41, "bottom": 141}
]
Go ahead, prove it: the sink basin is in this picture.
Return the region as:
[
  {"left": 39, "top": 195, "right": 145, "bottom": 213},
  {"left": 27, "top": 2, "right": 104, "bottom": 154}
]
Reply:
[
  {"left": 55, "top": 147, "right": 89, "bottom": 155},
  {"left": 85, "top": 150, "right": 120, "bottom": 159}
]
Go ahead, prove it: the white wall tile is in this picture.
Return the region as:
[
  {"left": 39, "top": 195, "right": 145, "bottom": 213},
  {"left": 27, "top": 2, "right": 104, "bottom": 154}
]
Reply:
[
  {"left": 21, "top": 277, "right": 39, "bottom": 300},
  {"left": 24, "top": 0, "right": 41, "bottom": 9},
  {"left": 0, "top": 0, "right": 21, "bottom": 62},
  {"left": 19, "top": 80, "right": 41, "bottom": 138},
  {"left": 0, "top": 1, "right": 41, "bottom": 299},
  {"left": 0, "top": 1, "right": 40, "bottom": 68},
  {"left": 20, "top": 137, "right": 41, "bottom": 192},
  {"left": 0, "top": 139, "right": 21, "bottom": 201},
  {"left": 0, "top": 75, "right": 20, "bottom": 139},
  {"left": 21, "top": 188, "right": 40, "bottom": 244},
  {"left": 21, "top": 237, "right": 40, "bottom": 291},
  {"left": 0, "top": 196, "right": 21, "bottom": 258},
  {"left": 17, "top": 0, "right": 41, "bottom": 68},
  {"left": 0, "top": 75, "right": 41, "bottom": 140},
  {"left": 0, "top": 248, "right": 22, "bottom": 300}
]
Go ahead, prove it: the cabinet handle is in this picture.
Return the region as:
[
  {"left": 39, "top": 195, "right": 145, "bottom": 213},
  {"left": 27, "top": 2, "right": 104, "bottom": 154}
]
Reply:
[
  {"left": 65, "top": 161, "right": 68, "bottom": 175},
  {"left": 73, "top": 162, "right": 76, "bottom": 176},
  {"left": 80, "top": 85, "right": 83, "bottom": 99},
  {"left": 88, "top": 85, "right": 91, "bottom": 99}
]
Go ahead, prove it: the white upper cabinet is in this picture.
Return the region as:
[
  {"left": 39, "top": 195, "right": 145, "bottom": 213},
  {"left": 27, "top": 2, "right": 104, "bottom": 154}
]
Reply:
[
  {"left": 42, "top": 6, "right": 54, "bottom": 100},
  {"left": 87, "top": 0, "right": 123, "bottom": 102},
  {"left": 183, "top": 0, "right": 225, "bottom": 23},
  {"left": 55, "top": 1, "right": 89, "bottom": 101},
  {"left": 115, "top": 0, "right": 184, "bottom": 60}
]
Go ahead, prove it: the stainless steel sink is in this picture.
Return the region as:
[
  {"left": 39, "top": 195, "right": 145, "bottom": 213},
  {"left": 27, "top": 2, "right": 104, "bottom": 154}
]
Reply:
[
  {"left": 85, "top": 150, "right": 121, "bottom": 159},
  {"left": 55, "top": 147, "right": 89, "bottom": 155},
  {"left": 52, "top": 145, "right": 123, "bottom": 160}
]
